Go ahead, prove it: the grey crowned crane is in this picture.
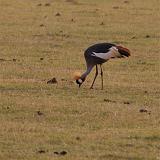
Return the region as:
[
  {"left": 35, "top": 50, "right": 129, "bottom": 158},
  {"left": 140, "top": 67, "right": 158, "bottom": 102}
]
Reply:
[{"left": 74, "top": 43, "right": 131, "bottom": 89}]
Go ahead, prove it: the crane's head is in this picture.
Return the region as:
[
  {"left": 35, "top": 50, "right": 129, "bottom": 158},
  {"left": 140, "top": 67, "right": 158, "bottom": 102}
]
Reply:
[
  {"left": 73, "top": 71, "right": 85, "bottom": 88},
  {"left": 76, "top": 78, "right": 85, "bottom": 87},
  {"left": 116, "top": 45, "right": 131, "bottom": 57}
]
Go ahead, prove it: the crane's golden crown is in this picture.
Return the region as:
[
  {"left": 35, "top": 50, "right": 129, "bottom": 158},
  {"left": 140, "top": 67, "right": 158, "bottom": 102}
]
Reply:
[{"left": 73, "top": 71, "right": 81, "bottom": 80}]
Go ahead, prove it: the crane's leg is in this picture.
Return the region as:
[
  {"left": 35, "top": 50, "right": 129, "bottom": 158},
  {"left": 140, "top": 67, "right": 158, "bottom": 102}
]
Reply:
[
  {"left": 90, "top": 65, "right": 98, "bottom": 89},
  {"left": 100, "top": 64, "right": 103, "bottom": 90}
]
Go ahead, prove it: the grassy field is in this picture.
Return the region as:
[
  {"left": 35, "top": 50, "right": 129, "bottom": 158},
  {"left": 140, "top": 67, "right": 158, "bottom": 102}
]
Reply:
[{"left": 0, "top": 0, "right": 160, "bottom": 159}]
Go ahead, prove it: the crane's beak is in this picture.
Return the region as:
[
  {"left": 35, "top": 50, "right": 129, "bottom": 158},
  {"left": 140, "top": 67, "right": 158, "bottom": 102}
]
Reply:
[{"left": 79, "top": 83, "right": 82, "bottom": 88}]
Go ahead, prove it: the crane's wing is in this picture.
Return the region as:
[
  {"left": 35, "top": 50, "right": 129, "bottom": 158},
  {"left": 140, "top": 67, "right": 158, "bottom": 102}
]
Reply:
[{"left": 91, "top": 46, "right": 122, "bottom": 60}]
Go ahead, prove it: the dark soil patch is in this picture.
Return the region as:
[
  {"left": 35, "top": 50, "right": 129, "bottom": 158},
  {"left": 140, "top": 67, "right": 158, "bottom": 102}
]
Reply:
[
  {"left": 54, "top": 151, "right": 67, "bottom": 156},
  {"left": 104, "top": 99, "right": 116, "bottom": 103},
  {"left": 47, "top": 77, "right": 58, "bottom": 84}
]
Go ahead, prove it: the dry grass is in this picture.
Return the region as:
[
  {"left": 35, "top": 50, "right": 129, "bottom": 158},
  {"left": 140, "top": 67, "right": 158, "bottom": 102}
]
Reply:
[{"left": 0, "top": 0, "right": 160, "bottom": 159}]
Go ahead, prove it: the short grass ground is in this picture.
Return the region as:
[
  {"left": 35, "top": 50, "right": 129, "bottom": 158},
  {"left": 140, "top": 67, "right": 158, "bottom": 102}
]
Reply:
[{"left": 0, "top": 0, "right": 160, "bottom": 159}]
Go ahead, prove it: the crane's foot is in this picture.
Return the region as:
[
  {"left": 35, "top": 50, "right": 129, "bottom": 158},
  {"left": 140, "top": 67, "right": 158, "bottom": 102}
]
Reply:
[{"left": 90, "top": 86, "right": 94, "bottom": 89}]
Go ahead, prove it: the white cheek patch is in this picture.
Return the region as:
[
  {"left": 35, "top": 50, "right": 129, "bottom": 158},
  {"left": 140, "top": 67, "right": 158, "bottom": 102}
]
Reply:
[{"left": 78, "top": 79, "right": 83, "bottom": 84}]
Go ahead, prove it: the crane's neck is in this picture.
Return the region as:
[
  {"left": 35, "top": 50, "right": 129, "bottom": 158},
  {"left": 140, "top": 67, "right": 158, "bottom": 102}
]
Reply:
[{"left": 81, "top": 65, "right": 94, "bottom": 79}]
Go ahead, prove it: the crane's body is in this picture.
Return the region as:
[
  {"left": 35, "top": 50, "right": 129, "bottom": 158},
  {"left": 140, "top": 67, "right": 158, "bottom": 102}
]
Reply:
[
  {"left": 75, "top": 43, "right": 131, "bottom": 89},
  {"left": 85, "top": 43, "right": 116, "bottom": 64}
]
